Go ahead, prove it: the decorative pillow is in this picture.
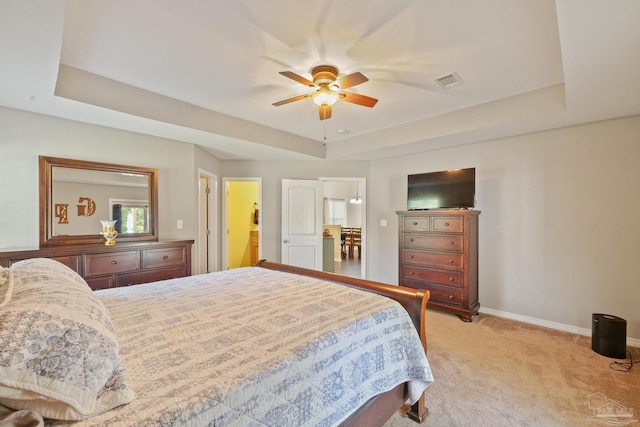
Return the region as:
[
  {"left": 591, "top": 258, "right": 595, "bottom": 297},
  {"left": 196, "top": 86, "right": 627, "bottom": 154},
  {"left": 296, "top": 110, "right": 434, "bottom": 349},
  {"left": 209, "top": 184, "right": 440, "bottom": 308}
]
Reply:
[
  {"left": 8, "top": 258, "right": 91, "bottom": 294},
  {"left": 0, "top": 258, "right": 135, "bottom": 420}
]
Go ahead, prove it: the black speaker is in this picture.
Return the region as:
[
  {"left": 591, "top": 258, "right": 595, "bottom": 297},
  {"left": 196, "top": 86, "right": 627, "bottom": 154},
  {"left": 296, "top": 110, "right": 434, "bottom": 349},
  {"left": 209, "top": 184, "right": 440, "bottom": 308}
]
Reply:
[{"left": 592, "top": 313, "right": 627, "bottom": 359}]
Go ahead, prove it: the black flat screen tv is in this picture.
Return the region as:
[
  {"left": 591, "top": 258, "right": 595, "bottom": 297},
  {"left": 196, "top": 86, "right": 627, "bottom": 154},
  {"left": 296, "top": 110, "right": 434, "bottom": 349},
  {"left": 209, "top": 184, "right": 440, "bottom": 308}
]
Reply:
[{"left": 407, "top": 168, "right": 475, "bottom": 210}]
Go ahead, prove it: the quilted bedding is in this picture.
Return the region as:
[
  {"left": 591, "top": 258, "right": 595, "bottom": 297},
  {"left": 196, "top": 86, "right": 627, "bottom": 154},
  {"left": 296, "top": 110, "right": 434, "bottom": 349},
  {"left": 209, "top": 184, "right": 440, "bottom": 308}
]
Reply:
[{"left": 48, "top": 267, "right": 433, "bottom": 426}]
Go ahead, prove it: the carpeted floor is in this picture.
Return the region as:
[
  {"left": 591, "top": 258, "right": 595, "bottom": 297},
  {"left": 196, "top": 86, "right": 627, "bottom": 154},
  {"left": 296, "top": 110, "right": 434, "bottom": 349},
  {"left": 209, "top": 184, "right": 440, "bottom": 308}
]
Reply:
[{"left": 384, "top": 310, "right": 639, "bottom": 427}]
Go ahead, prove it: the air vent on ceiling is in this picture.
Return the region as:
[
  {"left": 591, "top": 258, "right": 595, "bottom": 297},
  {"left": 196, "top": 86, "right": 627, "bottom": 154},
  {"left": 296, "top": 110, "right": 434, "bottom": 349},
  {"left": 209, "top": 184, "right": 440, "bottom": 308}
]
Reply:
[{"left": 435, "top": 72, "right": 464, "bottom": 89}]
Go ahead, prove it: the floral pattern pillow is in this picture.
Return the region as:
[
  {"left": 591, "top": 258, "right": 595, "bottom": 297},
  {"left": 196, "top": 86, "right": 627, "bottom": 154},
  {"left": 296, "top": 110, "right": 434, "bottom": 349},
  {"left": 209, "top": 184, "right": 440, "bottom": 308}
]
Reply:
[{"left": 0, "top": 258, "right": 135, "bottom": 420}]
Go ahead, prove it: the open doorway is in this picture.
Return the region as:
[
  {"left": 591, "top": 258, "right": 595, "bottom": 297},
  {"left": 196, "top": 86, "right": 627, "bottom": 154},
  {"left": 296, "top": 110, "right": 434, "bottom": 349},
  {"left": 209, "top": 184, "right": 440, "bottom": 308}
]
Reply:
[
  {"left": 320, "top": 177, "right": 366, "bottom": 279},
  {"left": 222, "top": 177, "right": 262, "bottom": 270}
]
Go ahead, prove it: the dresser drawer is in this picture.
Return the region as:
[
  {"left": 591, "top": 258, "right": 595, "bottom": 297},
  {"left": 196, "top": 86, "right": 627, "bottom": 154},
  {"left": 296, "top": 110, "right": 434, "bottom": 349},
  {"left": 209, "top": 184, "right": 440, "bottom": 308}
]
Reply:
[
  {"left": 403, "top": 233, "right": 463, "bottom": 251},
  {"left": 403, "top": 249, "right": 464, "bottom": 269},
  {"left": 426, "top": 284, "right": 464, "bottom": 306},
  {"left": 403, "top": 280, "right": 464, "bottom": 306},
  {"left": 431, "top": 216, "right": 464, "bottom": 232},
  {"left": 84, "top": 251, "right": 140, "bottom": 276},
  {"left": 144, "top": 247, "right": 187, "bottom": 269},
  {"left": 116, "top": 266, "right": 187, "bottom": 287},
  {"left": 6, "top": 255, "right": 81, "bottom": 273},
  {"left": 402, "top": 265, "right": 463, "bottom": 287},
  {"left": 403, "top": 217, "right": 429, "bottom": 231},
  {"left": 85, "top": 275, "right": 114, "bottom": 291}
]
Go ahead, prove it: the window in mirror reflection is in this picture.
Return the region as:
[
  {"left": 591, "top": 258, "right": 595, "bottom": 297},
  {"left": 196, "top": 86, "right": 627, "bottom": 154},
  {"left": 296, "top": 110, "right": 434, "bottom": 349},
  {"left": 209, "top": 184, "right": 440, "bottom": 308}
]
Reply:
[{"left": 110, "top": 199, "right": 149, "bottom": 234}]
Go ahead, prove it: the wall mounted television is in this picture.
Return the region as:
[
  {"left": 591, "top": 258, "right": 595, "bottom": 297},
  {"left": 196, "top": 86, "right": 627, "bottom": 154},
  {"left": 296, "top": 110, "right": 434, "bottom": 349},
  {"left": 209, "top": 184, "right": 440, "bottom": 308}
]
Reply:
[{"left": 407, "top": 167, "right": 476, "bottom": 210}]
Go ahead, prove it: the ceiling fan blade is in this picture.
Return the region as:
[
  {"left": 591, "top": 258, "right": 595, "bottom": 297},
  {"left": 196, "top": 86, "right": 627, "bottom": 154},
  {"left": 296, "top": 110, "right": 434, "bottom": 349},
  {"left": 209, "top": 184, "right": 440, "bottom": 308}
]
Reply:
[
  {"left": 319, "top": 105, "right": 332, "bottom": 120},
  {"left": 272, "top": 94, "right": 308, "bottom": 106},
  {"left": 279, "top": 71, "right": 315, "bottom": 87},
  {"left": 341, "top": 92, "right": 378, "bottom": 108},
  {"left": 339, "top": 72, "right": 369, "bottom": 89}
]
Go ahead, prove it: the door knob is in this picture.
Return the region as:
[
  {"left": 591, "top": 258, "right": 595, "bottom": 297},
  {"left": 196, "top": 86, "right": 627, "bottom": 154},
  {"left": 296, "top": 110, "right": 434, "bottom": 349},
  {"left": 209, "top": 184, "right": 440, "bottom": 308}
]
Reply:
[{"left": 283, "top": 239, "right": 290, "bottom": 243}]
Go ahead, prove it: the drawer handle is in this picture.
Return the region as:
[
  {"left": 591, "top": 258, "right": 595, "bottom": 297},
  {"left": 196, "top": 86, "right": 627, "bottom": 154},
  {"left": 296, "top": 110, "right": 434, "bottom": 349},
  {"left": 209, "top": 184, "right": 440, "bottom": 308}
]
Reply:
[
  {"left": 445, "top": 222, "right": 450, "bottom": 227},
  {"left": 409, "top": 238, "right": 414, "bottom": 242},
  {"left": 409, "top": 271, "right": 414, "bottom": 275},
  {"left": 410, "top": 255, "right": 414, "bottom": 259},
  {"left": 448, "top": 259, "right": 454, "bottom": 263},
  {"left": 111, "top": 260, "right": 117, "bottom": 265},
  {"left": 449, "top": 240, "right": 454, "bottom": 245},
  {"left": 448, "top": 295, "right": 454, "bottom": 300},
  {"left": 413, "top": 221, "right": 418, "bottom": 225},
  {"left": 163, "top": 255, "right": 169, "bottom": 260},
  {"left": 448, "top": 277, "right": 454, "bottom": 282}
]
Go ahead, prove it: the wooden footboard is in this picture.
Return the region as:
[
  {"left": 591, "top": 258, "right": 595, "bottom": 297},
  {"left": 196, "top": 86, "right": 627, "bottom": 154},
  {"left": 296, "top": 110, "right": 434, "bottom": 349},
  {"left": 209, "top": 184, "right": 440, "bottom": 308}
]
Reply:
[{"left": 256, "top": 260, "right": 430, "bottom": 424}]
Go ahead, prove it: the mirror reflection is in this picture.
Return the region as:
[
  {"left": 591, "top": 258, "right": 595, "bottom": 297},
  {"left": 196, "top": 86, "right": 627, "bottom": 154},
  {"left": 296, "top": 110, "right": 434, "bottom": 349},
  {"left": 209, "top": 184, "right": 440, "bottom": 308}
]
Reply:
[
  {"left": 51, "top": 167, "right": 150, "bottom": 236},
  {"left": 40, "top": 156, "right": 158, "bottom": 247}
]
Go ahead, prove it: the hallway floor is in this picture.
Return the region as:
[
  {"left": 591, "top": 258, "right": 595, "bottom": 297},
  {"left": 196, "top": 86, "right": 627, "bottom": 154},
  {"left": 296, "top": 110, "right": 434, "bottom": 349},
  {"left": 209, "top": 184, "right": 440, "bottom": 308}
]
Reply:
[{"left": 333, "top": 256, "right": 361, "bottom": 278}]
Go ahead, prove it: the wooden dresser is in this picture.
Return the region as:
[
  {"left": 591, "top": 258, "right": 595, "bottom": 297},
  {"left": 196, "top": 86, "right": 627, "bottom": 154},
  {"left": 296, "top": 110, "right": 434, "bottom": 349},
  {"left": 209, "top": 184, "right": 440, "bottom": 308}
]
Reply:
[
  {"left": 397, "top": 210, "right": 480, "bottom": 321},
  {"left": 0, "top": 240, "right": 193, "bottom": 290}
]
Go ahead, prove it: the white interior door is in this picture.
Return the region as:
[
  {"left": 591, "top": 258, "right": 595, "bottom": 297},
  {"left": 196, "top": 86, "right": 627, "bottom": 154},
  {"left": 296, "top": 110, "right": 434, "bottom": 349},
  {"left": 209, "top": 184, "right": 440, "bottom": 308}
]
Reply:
[{"left": 281, "top": 179, "right": 323, "bottom": 270}]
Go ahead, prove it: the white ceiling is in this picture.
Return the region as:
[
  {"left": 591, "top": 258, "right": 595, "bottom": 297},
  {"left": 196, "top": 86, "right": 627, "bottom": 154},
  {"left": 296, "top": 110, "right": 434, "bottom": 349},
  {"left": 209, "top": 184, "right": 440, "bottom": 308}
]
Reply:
[{"left": 1, "top": 1, "right": 639, "bottom": 160}]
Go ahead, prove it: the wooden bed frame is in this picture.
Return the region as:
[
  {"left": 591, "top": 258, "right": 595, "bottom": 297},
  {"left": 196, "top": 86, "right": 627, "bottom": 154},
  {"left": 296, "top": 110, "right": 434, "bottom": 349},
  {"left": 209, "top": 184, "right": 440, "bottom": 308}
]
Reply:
[
  {"left": 257, "top": 260, "right": 430, "bottom": 426},
  {"left": 0, "top": 247, "right": 430, "bottom": 425}
]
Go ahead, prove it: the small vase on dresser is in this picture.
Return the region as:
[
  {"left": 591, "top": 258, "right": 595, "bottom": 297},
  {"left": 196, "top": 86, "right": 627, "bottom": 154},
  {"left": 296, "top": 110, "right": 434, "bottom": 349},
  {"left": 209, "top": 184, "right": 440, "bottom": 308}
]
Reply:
[{"left": 100, "top": 220, "right": 118, "bottom": 246}]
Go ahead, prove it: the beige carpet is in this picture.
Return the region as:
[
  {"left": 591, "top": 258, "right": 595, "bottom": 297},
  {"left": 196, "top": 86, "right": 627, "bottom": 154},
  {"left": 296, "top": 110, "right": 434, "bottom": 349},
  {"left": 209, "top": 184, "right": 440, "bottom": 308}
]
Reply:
[{"left": 384, "top": 310, "right": 639, "bottom": 427}]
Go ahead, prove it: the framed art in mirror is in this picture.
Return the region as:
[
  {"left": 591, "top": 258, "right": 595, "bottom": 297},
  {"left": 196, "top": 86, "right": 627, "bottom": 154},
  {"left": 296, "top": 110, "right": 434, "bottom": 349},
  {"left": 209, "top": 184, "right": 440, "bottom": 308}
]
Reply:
[{"left": 40, "top": 156, "right": 159, "bottom": 247}]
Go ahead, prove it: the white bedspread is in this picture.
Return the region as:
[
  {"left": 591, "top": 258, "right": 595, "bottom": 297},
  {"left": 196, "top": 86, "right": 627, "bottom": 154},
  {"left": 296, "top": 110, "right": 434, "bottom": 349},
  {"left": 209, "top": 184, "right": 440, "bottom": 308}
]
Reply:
[{"left": 48, "top": 267, "right": 433, "bottom": 426}]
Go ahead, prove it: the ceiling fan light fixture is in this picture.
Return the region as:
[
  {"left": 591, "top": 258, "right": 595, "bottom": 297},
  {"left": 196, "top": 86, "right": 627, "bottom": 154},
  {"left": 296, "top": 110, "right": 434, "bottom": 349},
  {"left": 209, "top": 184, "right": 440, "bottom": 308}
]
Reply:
[
  {"left": 273, "top": 64, "right": 377, "bottom": 120},
  {"left": 311, "top": 86, "right": 339, "bottom": 107}
]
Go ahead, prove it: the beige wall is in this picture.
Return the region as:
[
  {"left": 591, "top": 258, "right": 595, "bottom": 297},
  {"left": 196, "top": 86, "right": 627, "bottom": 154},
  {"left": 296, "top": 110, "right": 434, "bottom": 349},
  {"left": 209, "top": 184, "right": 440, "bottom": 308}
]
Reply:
[
  {"left": 1, "top": 105, "right": 639, "bottom": 341},
  {"left": 0, "top": 107, "right": 209, "bottom": 250},
  {"left": 368, "top": 115, "right": 640, "bottom": 339}
]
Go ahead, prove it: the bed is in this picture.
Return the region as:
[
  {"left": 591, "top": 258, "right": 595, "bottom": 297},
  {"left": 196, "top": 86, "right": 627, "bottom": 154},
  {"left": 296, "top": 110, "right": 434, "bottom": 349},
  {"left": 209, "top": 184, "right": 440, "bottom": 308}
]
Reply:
[{"left": 0, "top": 258, "right": 433, "bottom": 426}]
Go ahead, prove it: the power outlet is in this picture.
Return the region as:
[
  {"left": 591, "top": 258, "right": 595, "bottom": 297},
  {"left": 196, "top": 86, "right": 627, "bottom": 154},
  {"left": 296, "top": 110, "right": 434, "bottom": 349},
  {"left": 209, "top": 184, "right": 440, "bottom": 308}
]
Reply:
[{"left": 177, "top": 219, "right": 184, "bottom": 229}]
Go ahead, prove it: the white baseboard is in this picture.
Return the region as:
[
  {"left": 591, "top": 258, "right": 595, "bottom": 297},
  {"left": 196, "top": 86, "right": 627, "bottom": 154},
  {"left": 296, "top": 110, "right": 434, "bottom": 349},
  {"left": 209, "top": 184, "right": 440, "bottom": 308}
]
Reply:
[{"left": 479, "top": 307, "right": 640, "bottom": 348}]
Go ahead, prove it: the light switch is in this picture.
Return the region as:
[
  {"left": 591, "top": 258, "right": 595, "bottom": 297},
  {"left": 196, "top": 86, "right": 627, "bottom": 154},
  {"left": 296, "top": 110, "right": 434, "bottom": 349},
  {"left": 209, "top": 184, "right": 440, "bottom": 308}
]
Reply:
[
  {"left": 177, "top": 219, "right": 184, "bottom": 229},
  {"left": 380, "top": 219, "right": 388, "bottom": 227}
]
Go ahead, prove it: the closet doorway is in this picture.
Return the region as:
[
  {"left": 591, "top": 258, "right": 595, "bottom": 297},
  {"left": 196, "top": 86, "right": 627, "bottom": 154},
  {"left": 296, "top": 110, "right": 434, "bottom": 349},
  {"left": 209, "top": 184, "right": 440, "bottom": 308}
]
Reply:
[{"left": 222, "top": 177, "right": 262, "bottom": 270}]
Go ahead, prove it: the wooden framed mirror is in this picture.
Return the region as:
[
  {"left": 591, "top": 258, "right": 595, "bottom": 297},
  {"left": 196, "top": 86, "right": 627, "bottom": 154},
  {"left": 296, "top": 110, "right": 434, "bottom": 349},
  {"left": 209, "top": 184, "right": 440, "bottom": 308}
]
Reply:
[{"left": 40, "top": 156, "right": 158, "bottom": 247}]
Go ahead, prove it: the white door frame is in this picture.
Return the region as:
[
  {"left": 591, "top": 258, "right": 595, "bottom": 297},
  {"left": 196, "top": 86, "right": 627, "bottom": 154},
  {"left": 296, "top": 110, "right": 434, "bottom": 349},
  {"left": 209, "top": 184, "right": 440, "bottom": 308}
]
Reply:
[
  {"left": 320, "top": 176, "right": 366, "bottom": 278},
  {"left": 222, "top": 177, "right": 262, "bottom": 270},
  {"left": 197, "top": 169, "right": 218, "bottom": 274}
]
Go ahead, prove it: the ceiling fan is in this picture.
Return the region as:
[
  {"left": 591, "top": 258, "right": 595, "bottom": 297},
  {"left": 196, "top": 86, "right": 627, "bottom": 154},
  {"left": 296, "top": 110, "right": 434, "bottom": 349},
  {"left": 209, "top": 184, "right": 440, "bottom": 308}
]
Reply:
[{"left": 272, "top": 65, "right": 378, "bottom": 120}]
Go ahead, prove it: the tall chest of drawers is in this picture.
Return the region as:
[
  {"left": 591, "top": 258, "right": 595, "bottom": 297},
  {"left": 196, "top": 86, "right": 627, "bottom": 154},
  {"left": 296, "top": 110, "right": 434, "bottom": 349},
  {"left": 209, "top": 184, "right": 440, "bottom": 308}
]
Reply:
[{"left": 397, "top": 210, "right": 480, "bottom": 321}]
